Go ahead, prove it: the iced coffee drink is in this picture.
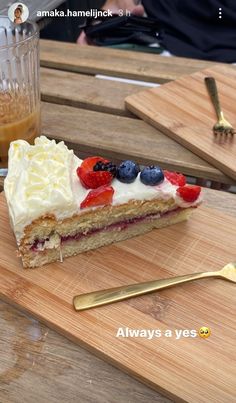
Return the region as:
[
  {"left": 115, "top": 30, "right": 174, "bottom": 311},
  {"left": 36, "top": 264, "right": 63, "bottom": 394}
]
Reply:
[
  {"left": 0, "top": 92, "right": 40, "bottom": 167},
  {"left": 0, "top": 17, "right": 40, "bottom": 168}
]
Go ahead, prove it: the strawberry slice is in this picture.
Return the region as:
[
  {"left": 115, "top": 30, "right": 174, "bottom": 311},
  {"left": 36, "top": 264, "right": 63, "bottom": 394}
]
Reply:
[
  {"left": 80, "top": 186, "right": 114, "bottom": 209},
  {"left": 177, "top": 185, "right": 201, "bottom": 202},
  {"left": 77, "top": 156, "right": 112, "bottom": 189},
  {"left": 80, "top": 156, "right": 109, "bottom": 172},
  {"left": 164, "top": 170, "right": 186, "bottom": 187},
  {"left": 79, "top": 170, "right": 113, "bottom": 189}
]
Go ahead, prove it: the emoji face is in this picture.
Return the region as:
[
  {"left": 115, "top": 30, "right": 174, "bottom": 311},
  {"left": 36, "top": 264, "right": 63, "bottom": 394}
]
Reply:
[{"left": 198, "top": 326, "right": 211, "bottom": 338}]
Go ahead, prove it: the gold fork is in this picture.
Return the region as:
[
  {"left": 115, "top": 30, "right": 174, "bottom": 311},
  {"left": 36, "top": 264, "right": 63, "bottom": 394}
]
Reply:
[
  {"left": 73, "top": 262, "right": 236, "bottom": 311},
  {"left": 205, "top": 77, "right": 235, "bottom": 136}
]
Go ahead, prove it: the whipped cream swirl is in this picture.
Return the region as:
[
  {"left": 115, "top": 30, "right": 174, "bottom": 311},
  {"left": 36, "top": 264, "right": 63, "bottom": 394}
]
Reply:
[{"left": 4, "top": 137, "right": 82, "bottom": 242}]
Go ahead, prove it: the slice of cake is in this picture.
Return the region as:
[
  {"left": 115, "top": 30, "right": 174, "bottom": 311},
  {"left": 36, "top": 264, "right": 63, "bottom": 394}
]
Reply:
[{"left": 4, "top": 136, "right": 202, "bottom": 268}]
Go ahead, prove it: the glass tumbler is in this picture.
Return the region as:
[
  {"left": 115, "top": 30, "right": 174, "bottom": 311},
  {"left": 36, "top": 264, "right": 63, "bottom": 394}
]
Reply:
[{"left": 0, "top": 16, "right": 40, "bottom": 168}]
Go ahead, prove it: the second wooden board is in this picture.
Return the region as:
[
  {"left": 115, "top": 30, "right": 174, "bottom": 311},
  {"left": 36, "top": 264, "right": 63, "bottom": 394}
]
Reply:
[
  {"left": 0, "top": 193, "right": 235, "bottom": 402},
  {"left": 125, "top": 64, "right": 236, "bottom": 180}
]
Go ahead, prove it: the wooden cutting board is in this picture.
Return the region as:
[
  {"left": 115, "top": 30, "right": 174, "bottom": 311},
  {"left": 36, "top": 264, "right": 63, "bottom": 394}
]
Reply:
[
  {"left": 125, "top": 64, "right": 236, "bottom": 181},
  {"left": 0, "top": 193, "right": 235, "bottom": 403}
]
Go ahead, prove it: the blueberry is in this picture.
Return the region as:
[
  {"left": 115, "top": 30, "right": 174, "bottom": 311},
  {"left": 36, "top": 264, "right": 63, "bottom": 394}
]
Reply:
[
  {"left": 140, "top": 166, "right": 164, "bottom": 186},
  {"left": 93, "top": 161, "right": 117, "bottom": 177},
  {"left": 117, "top": 160, "right": 140, "bottom": 183}
]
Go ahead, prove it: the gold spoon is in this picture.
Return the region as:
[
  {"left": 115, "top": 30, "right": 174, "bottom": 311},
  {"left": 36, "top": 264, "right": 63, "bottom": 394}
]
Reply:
[{"left": 73, "top": 262, "right": 236, "bottom": 311}]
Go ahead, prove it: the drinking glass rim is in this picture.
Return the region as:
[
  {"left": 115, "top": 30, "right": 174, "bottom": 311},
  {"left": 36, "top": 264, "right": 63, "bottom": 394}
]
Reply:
[{"left": 0, "top": 15, "right": 39, "bottom": 50}]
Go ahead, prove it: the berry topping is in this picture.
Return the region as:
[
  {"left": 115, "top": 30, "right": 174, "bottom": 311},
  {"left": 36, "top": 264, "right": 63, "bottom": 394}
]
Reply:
[
  {"left": 79, "top": 170, "right": 113, "bottom": 189},
  {"left": 177, "top": 185, "right": 201, "bottom": 202},
  {"left": 164, "top": 170, "right": 186, "bottom": 187},
  {"left": 77, "top": 156, "right": 113, "bottom": 189},
  {"left": 93, "top": 160, "right": 117, "bottom": 177},
  {"left": 116, "top": 160, "right": 140, "bottom": 183},
  {"left": 80, "top": 186, "right": 114, "bottom": 209},
  {"left": 140, "top": 166, "right": 164, "bottom": 186}
]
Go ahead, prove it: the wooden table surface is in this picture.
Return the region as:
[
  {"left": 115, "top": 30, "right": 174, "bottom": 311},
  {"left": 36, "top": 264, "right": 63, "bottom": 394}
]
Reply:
[
  {"left": 0, "top": 41, "right": 235, "bottom": 191},
  {"left": 39, "top": 41, "right": 235, "bottom": 185},
  {"left": 1, "top": 41, "right": 236, "bottom": 402}
]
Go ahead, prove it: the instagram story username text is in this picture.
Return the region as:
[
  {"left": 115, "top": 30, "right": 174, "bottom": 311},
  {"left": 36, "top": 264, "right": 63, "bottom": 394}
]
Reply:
[{"left": 37, "top": 9, "right": 131, "bottom": 18}]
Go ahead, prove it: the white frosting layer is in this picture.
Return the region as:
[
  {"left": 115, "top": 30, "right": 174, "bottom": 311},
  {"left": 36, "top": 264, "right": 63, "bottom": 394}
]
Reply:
[
  {"left": 5, "top": 137, "right": 81, "bottom": 242},
  {"left": 4, "top": 136, "right": 201, "bottom": 243}
]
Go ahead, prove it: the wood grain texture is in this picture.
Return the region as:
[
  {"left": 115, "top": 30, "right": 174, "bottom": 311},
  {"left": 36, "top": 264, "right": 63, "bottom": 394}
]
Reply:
[
  {"left": 126, "top": 64, "right": 236, "bottom": 181},
  {"left": 40, "top": 40, "right": 219, "bottom": 84},
  {"left": 1, "top": 98, "right": 233, "bottom": 193},
  {"left": 202, "top": 188, "right": 236, "bottom": 216},
  {"left": 41, "top": 67, "right": 145, "bottom": 117},
  {"left": 0, "top": 302, "right": 170, "bottom": 403},
  {"left": 0, "top": 192, "right": 235, "bottom": 403},
  {"left": 41, "top": 102, "right": 233, "bottom": 184}
]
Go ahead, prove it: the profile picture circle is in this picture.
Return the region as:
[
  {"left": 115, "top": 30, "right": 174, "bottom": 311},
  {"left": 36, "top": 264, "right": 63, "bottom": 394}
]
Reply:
[{"left": 8, "top": 3, "right": 29, "bottom": 24}]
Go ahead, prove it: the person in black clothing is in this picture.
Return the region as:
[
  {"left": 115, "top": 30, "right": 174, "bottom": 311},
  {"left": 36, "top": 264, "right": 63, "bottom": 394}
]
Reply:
[{"left": 77, "top": 0, "right": 236, "bottom": 62}]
